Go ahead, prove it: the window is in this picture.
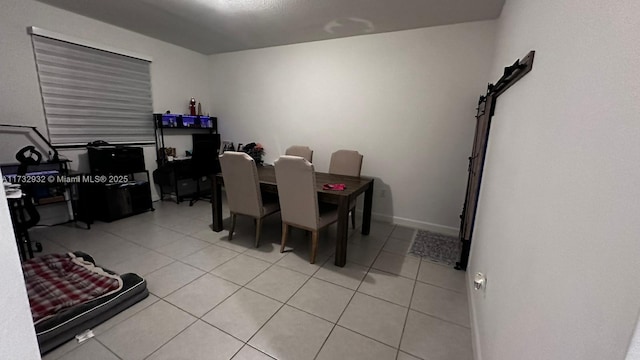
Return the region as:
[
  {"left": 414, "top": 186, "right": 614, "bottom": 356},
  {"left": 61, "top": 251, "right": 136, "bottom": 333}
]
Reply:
[{"left": 29, "top": 27, "right": 154, "bottom": 146}]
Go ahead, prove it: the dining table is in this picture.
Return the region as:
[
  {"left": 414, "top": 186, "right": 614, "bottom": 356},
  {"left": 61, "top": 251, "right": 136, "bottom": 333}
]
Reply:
[{"left": 210, "top": 165, "right": 374, "bottom": 267}]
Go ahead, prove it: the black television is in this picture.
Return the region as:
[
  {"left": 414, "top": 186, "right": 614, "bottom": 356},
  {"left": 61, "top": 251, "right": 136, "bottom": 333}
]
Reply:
[{"left": 191, "top": 133, "right": 221, "bottom": 175}]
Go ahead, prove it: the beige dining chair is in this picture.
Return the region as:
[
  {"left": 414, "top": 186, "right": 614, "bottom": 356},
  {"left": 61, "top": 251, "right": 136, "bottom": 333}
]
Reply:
[
  {"left": 328, "top": 149, "right": 364, "bottom": 229},
  {"left": 285, "top": 145, "right": 314, "bottom": 163},
  {"left": 274, "top": 155, "right": 339, "bottom": 264},
  {"left": 219, "top": 152, "right": 280, "bottom": 247}
]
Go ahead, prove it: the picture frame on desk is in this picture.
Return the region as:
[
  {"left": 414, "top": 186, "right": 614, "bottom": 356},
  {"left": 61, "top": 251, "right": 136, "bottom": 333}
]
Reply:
[
  {"left": 221, "top": 141, "right": 234, "bottom": 153},
  {"left": 157, "top": 147, "right": 176, "bottom": 164}
]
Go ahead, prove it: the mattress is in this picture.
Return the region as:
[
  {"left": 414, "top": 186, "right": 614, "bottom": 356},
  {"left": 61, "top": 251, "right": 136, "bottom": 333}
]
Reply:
[{"left": 30, "top": 252, "right": 149, "bottom": 354}]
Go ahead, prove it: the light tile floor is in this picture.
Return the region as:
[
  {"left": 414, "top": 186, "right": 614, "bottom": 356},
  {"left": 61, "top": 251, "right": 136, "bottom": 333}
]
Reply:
[{"left": 31, "top": 199, "right": 472, "bottom": 360}]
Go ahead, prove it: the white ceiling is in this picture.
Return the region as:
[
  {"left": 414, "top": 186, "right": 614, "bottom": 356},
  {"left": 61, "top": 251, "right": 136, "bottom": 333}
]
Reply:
[{"left": 35, "top": 0, "right": 505, "bottom": 55}]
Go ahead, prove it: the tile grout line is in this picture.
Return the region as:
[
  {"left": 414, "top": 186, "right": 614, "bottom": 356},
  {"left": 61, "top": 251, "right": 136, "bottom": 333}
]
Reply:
[
  {"left": 407, "top": 307, "right": 472, "bottom": 330},
  {"left": 139, "top": 299, "right": 199, "bottom": 360},
  {"left": 116, "top": 226, "right": 307, "bottom": 357},
  {"left": 38, "top": 203, "right": 211, "bottom": 359},
  {"left": 195, "top": 252, "right": 302, "bottom": 352},
  {"left": 395, "top": 259, "right": 424, "bottom": 360},
  {"left": 93, "top": 336, "right": 124, "bottom": 360},
  {"left": 76, "top": 219, "right": 202, "bottom": 271},
  {"left": 312, "top": 224, "right": 396, "bottom": 360},
  {"left": 414, "top": 277, "right": 466, "bottom": 294},
  {"left": 241, "top": 344, "right": 277, "bottom": 359},
  {"left": 41, "top": 206, "right": 419, "bottom": 360},
  {"left": 145, "top": 262, "right": 211, "bottom": 299},
  {"left": 240, "top": 251, "right": 329, "bottom": 353},
  {"left": 129, "top": 240, "right": 251, "bottom": 324},
  {"left": 187, "top": 248, "right": 286, "bottom": 326},
  {"left": 176, "top": 243, "right": 243, "bottom": 271},
  {"left": 202, "top": 225, "right": 362, "bottom": 358}
]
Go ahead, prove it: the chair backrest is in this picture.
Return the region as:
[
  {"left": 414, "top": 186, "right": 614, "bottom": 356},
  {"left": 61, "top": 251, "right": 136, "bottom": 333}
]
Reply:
[
  {"left": 329, "top": 149, "right": 363, "bottom": 177},
  {"left": 274, "top": 155, "right": 319, "bottom": 230},
  {"left": 219, "top": 152, "right": 263, "bottom": 218},
  {"left": 191, "top": 133, "right": 221, "bottom": 177},
  {"left": 285, "top": 145, "right": 313, "bottom": 163}
]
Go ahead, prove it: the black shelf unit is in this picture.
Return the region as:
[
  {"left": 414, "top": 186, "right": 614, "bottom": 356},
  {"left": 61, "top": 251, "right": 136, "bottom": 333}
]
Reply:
[
  {"left": 81, "top": 178, "right": 153, "bottom": 222},
  {"left": 84, "top": 146, "right": 154, "bottom": 222},
  {"left": 154, "top": 114, "right": 217, "bottom": 146},
  {"left": 153, "top": 114, "right": 219, "bottom": 203}
]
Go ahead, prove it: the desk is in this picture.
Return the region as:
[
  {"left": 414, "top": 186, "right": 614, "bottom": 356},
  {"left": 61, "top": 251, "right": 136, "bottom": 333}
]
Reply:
[
  {"left": 154, "top": 159, "right": 215, "bottom": 203},
  {"left": 1, "top": 160, "right": 90, "bottom": 228},
  {"left": 211, "top": 165, "right": 374, "bottom": 267}
]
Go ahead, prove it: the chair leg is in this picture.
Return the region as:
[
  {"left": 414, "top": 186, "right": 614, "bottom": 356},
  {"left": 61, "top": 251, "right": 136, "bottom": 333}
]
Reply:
[
  {"left": 255, "top": 218, "right": 262, "bottom": 248},
  {"left": 280, "top": 223, "right": 289, "bottom": 253},
  {"left": 229, "top": 213, "right": 236, "bottom": 241},
  {"left": 310, "top": 230, "right": 318, "bottom": 264}
]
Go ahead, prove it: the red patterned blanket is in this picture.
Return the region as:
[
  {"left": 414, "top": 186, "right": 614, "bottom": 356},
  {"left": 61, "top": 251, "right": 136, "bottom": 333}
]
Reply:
[{"left": 22, "top": 253, "right": 123, "bottom": 324}]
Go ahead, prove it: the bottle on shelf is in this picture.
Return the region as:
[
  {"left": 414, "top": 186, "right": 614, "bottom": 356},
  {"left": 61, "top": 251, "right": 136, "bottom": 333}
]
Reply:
[{"left": 189, "top": 97, "right": 196, "bottom": 116}]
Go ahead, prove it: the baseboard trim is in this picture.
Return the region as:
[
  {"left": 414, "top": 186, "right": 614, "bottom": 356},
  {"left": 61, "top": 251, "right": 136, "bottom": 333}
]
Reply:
[{"left": 357, "top": 210, "right": 459, "bottom": 236}]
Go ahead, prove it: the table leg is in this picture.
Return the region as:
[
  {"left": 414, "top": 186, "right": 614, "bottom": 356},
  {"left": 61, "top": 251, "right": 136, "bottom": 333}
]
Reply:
[
  {"left": 211, "top": 176, "right": 223, "bottom": 232},
  {"left": 334, "top": 195, "right": 350, "bottom": 267},
  {"left": 361, "top": 180, "right": 374, "bottom": 235}
]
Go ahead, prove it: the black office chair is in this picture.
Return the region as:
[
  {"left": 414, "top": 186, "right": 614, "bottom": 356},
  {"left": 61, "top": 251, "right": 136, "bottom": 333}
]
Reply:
[
  {"left": 186, "top": 134, "right": 220, "bottom": 206},
  {"left": 11, "top": 146, "right": 43, "bottom": 259},
  {"left": 186, "top": 160, "right": 209, "bottom": 206}
]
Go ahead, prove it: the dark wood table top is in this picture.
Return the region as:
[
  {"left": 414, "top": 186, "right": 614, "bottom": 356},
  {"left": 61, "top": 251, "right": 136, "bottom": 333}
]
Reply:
[{"left": 215, "top": 165, "right": 373, "bottom": 199}]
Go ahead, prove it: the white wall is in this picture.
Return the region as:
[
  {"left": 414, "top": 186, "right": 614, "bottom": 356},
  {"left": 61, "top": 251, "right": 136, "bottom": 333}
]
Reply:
[
  {"left": 0, "top": 173, "right": 41, "bottom": 359},
  {"left": 0, "top": 0, "right": 213, "bottom": 200},
  {"left": 468, "top": 1, "right": 640, "bottom": 359},
  {"left": 209, "top": 21, "right": 497, "bottom": 231}
]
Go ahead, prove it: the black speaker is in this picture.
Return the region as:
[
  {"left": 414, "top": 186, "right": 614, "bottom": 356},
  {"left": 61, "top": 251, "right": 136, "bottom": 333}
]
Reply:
[{"left": 88, "top": 146, "right": 145, "bottom": 175}]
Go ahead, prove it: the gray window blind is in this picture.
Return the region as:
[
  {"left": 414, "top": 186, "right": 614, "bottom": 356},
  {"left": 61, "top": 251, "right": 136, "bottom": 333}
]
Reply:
[{"left": 31, "top": 32, "right": 153, "bottom": 146}]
